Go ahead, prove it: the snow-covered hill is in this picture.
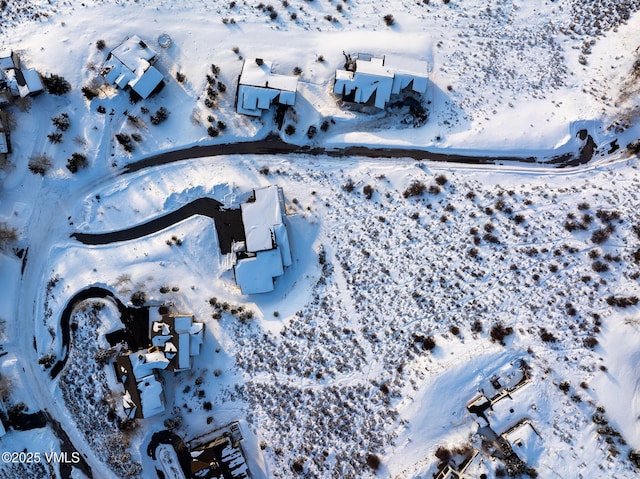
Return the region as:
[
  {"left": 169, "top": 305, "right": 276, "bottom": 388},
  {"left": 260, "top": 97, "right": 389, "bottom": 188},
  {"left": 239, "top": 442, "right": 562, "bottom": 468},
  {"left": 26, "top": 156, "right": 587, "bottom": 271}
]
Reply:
[{"left": 1, "top": 1, "right": 640, "bottom": 479}]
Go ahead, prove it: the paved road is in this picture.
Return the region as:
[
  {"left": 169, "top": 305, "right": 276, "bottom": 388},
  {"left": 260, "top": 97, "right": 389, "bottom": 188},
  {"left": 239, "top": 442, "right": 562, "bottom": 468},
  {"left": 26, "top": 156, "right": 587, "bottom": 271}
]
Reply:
[{"left": 123, "top": 130, "right": 597, "bottom": 175}]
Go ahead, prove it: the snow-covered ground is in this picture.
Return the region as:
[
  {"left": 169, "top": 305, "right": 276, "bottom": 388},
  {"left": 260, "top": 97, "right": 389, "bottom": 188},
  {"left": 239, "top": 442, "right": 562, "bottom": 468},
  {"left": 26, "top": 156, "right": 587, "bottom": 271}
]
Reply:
[{"left": 1, "top": 1, "right": 640, "bottom": 478}]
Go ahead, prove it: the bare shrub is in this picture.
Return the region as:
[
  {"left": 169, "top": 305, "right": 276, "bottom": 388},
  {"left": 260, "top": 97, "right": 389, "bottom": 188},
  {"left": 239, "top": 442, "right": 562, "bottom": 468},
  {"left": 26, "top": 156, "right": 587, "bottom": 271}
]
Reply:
[
  {"left": 591, "top": 227, "right": 613, "bottom": 244},
  {"left": 435, "top": 174, "right": 448, "bottom": 185},
  {"left": 28, "top": 154, "right": 52, "bottom": 175},
  {"left": 130, "top": 291, "right": 147, "bottom": 307},
  {"left": 343, "top": 179, "right": 355, "bottom": 193},
  {"left": 583, "top": 336, "right": 599, "bottom": 349},
  {"left": 66, "top": 153, "right": 88, "bottom": 173},
  {"left": 606, "top": 296, "right": 639, "bottom": 308},
  {"left": 366, "top": 453, "right": 381, "bottom": 471},
  {"left": 0, "top": 223, "right": 18, "bottom": 251},
  {"left": 490, "top": 323, "right": 514, "bottom": 345},
  {"left": 363, "top": 185, "right": 374, "bottom": 200},
  {"left": 403, "top": 180, "right": 426, "bottom": 198}
]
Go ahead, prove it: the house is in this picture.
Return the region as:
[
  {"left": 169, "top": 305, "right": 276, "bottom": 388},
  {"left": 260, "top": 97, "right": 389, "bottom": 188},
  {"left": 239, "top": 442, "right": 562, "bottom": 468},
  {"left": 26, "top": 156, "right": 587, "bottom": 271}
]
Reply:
[
  {"left": 115, "top": 308, "right": 204, "bottom": 419},
  {"left": 189, "top": 421, "right": 251, "bottom": 479},
  {"left": 101, "top": 35, "right": 164, "bottom": 100},
  {"left": 115, "top": 351, "right": 168, "bottom": 419},
  {"left": 236, "top": 58, "right": 298, "bottom": 116},
  {"left": 0, "top": 51, "right": 18, "bottom": 105},
  {"left": 333, "top": 53, "right": 429, "bottom": 109},
  {"left": 149, "top": 311, "right": 204, "bottom": 372},
  {"left": 234, "top": 186, "right": 292, "bottom": 294},
  {"left": 0, "top": 50, "right": 44, "bottom": 99}
]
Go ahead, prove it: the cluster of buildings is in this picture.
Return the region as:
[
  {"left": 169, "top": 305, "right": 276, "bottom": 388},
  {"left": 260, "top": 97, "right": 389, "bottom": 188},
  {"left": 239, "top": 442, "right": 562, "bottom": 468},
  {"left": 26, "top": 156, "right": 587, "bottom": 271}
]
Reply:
[
  {"left": 1, "top": 35, "right": 430, "bottom": 163},
  {"left": 110, "top": 185, "right": 291, "bottom": 420},
  {"left": 98, "top": 34, "right": 430, "bottom": 118},
  {"left": 115, "top": 308, "right": 204, "bottom": 419},
  {"left": 437, "top": 359, "right": 542, "bottom": 478},
  {"left": 235, "top": 51, "right": 430, "bottom": 117}
]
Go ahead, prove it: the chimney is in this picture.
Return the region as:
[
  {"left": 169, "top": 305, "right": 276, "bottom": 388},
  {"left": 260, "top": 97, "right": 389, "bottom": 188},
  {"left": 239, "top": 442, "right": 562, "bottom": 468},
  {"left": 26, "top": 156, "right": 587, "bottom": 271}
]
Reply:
[{"left": 255, "top": 58, "right": 264, "bottom": 66}]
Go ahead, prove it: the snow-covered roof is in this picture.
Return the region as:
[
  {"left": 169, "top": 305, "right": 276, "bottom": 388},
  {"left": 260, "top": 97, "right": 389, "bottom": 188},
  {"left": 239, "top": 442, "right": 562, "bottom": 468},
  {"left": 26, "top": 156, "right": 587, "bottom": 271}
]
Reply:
[
  {"left": 239, "top": 58, "right": 297, "bottom": 92},
  {"left": 502, "top": 421, "right": 542, "bottom": 465},
  {"left": 384, "top": 54, "right": 429, "bottom": 78},
  {"left": 138, "top": 374, "right": 166, "bottom": 418},
  {"left": 130, "top": 350, "right": 169, "bottom": 378},
  {"left": 334, "top": 53, "right": 429, "bottom": 108},
  {"left": 130, "top": 65, "right": 164, "bottom": 99},
  {"left": 236, "top": 58, "right": 298, "bottom": 116},
  {"left": 353, "top": 56, "right": 394, "bottom": 77},
  {"left": 233, "top": 186, "right": 292, "bottom": 294},
  {"left": 16, "top": 68, "right": 43, "bottom": 98},
  {"left": 0, "top": 51, "right": 16, "bottom": 70},
  {"left": 237, "top": 85, "right": 281, "bottom": 116},
  {"left": 241, "top": 186, "right": 285, "bottom": 252},
  {"left": 110, "top": 35, "right": 157, "bottom": 71},
  {"left": 273, "top": 223, "right": 292, "bottom": 267},
  {"left": 235, "top": 249, "right": 284, "bottom": 294},
  {"left": 116, "top": 354, "right": 166, "bottom": 419},
  {"left": 150, "top": 313, "right": 204, "bottom": 372},
  {"left": 334, "top": 56, "right": 394, "bottom": 109},
  {"left": 102, "top": 35, "right": 163, "bottom": 99},
  {"left": 189, "top": 423, "right": 250, "bottom": 479}
]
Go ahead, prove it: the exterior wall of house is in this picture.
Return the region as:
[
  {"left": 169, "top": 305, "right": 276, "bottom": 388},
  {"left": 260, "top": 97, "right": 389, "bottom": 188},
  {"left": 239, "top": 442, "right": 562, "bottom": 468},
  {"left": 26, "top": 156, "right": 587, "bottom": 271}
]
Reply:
[{"left": 237, "top": 84, "right": 281, "bottom": 116}]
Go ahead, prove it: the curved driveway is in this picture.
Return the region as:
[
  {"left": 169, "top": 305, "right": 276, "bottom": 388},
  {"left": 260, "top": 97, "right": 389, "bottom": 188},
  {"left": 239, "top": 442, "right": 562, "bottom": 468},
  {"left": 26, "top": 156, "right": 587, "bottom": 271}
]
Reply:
[
  {"left": 71, "top": 197, "right": 245, "bottom": 253},
  {"left": 50, "top": 286, "right": 128, "bottom": 379}
]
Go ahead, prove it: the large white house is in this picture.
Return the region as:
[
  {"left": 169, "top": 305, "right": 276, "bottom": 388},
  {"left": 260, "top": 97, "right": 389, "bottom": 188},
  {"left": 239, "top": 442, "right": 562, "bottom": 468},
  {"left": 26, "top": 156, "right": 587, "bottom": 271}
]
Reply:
[
  {"left": 333, "top": 53, "right": 429, "bottom": 109},
  {"left": 234, "top": 186, "right": 292, "bottom": 294},
  {"left": 236, "top": 58, "right": 298, "bottom": 116},
  {"left": 101, "top": 35, "right": 164, "bottom": 100}
]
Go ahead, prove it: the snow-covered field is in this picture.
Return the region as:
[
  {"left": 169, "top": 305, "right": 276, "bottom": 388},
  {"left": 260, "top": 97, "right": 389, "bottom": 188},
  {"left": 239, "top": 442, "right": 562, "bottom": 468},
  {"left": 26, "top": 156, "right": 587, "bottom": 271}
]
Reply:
[{"left": 1, "top": 1, "right": 640, "bottom": 478}]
